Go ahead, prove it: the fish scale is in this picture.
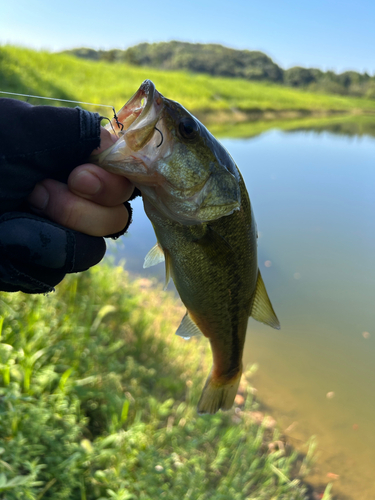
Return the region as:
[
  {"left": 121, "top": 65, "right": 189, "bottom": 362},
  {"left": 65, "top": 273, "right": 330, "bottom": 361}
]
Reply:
[{"left": 146, "top": 186, "right": 256, "bottom": 414}]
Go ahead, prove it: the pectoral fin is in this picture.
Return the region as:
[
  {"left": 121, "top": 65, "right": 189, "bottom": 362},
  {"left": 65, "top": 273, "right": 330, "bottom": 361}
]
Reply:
[
  {"left": 250, "top": 270, "right": 280, "bottom": 330},
  {"left": 143, "top": 242, "right": 171, "bottom": 290},
  {"left": 143, "top": 243, "right": 165, "bottom": 268},
  {"left": 175, "top": 312, "right": 203, "bottom": 340}
]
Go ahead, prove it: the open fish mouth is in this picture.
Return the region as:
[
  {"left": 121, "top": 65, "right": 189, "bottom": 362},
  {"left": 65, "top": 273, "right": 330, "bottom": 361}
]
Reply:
[
  {"left": 114, "top": 80, "right": 156, "bottom": 132},
  {"left": 109, "top": 80, "right": 164, "bottom": 151}
]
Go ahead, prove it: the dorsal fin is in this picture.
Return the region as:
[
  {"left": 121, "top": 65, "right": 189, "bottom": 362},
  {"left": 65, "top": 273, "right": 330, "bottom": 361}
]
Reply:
[
  {"left": 250, "top": 270, "right": 280, "bottom": 330},
  {"left": 143, "top": 242, "right": 165, "bottom": 268},
  {"left": 175, "top": 312, "right": 203, "bottom": 339}
]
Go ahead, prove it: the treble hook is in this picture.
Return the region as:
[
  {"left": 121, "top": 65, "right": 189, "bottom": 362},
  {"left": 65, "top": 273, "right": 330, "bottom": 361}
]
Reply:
[{"left": 155, "top": 126, "right": 163, "bottom": 148}]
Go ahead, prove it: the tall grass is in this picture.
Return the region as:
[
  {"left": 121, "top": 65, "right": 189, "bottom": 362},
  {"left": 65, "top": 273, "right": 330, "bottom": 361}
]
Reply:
[
  {"left": 1, "top": 45, "right": 375, "bottom": 120},
  {"left": 0, "top": 264, "right": 331, "bottom": 499}
]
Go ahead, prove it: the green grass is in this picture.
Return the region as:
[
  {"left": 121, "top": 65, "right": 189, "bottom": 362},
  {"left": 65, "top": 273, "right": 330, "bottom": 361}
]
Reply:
[
  {"left": 0, "top": 263, "right": 331, "bottom": 500},
  {"left": 210, "top": 113, "right": 375, "bottom": 139},
  {"left": 1, "top": 45, "right": 375, "bottom": 121}
]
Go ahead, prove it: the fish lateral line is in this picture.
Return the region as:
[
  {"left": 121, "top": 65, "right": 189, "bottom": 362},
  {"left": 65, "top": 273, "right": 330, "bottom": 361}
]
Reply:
[
  {"left": 206, "top": 225, "right": 234, "bottom": 252},
  {"left": 190, "top": 224, "right": 234, "bottom": 256}
]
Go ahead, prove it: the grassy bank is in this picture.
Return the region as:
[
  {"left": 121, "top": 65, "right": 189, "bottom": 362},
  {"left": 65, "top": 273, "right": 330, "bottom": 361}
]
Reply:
[
  {"left": 0, "top": 264, "right": 330, "bottom": 499},
  {"left": 210, "top": 113, "right": 375, "bottom": 139},
  {"left": 1, "top": 45, "right": 375, "bottom": 123}
]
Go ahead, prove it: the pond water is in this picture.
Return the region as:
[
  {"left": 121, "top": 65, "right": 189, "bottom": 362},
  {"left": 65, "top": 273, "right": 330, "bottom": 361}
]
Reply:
[{"left": 107, "top": 128, "right": 375, "bottom": 499}]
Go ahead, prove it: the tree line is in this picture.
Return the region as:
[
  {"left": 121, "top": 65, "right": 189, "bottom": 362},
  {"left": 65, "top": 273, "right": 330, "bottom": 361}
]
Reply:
[{"left": 63, "top": 41, "right": 375, "bottom": 99}]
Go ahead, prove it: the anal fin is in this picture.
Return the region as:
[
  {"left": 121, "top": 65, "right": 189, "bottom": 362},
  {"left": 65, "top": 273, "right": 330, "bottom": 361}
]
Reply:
[{"left": 175, "top": 312, "right": 203, "bottom": 340}]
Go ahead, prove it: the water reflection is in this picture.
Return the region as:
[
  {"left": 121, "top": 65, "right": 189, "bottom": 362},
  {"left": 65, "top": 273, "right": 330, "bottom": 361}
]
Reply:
[
  {"left": 287, "top": 115, "right": 375, "bottom": 139},
  {"left": 107, "top": 126, "right": 375, "bottom": 499},
  {"left": 210, "top": 114, "right": 375, "bottom": 141}
]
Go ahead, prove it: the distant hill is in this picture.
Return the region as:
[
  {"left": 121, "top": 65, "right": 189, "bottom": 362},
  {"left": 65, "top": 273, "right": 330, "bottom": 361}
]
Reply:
[
  {"left": 63, "top": 42, "right": 283, "bottom": 82},
  {"left": 64, "top": 41, "right": 375, "bottom": 100},
  {"left": 2, "top": 45, "right": 375, "bottom": 135}
]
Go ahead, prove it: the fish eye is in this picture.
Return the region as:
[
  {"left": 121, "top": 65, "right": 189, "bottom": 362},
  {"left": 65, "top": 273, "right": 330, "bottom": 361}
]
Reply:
[{"left": 178, "top": 118, "right": 199, "bottom": 140}]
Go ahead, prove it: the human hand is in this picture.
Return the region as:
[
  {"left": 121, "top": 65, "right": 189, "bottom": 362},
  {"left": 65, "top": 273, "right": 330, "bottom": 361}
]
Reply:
[
  {"left": 0, "top": 123, "right": 136, "bottom": 294},
  {"left": 28, "top": 128, "right": 135, "bottom": 237}
]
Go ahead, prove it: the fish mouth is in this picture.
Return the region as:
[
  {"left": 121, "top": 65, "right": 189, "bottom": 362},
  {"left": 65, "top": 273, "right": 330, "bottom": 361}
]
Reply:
[{"left": 111, "top": 80, "right": 164, "bottom": 151}]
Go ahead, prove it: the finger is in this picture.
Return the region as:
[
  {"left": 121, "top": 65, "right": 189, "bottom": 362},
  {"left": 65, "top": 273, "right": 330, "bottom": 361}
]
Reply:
[
  {"left": 68, "top": 164, "right": 135, "bottom": 207},
  {"left": 93, "top": 126, "right": 118, "bottom": 154},
  {"left": 28, "top": 179, "right": 129, "bottom": 237}
]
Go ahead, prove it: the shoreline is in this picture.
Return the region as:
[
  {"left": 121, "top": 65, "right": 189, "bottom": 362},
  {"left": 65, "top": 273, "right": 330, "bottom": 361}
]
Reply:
[
  {"left": 202, "top": 110, "right": 375, "bottom": 139},
  {"left": 196, "top": 107, "right": 375, "bottom": 126}
]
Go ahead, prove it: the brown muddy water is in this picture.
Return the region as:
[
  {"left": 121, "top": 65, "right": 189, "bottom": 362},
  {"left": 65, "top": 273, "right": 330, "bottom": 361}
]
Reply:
[{"left": 107, "top": 128, "right": 375, "bottom": 499}]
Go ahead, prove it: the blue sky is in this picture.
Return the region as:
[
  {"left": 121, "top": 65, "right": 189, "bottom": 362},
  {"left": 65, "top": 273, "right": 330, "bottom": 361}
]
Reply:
[{"left": 1, "top": 0, "right": 374, "bottom": 74}]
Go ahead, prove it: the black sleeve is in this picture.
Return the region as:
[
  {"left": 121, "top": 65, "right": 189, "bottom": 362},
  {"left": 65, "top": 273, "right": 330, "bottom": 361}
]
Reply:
[
  {"left": 0, "top": 99, "right": 106, "bottom": 294},
  {"left": 0, "top": 98, "right": 101, "bottom": 213}
]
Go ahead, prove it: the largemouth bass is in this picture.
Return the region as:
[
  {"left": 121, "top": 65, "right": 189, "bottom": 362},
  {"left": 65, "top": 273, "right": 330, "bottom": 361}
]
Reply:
[{"left": 93, "top": 80, "right": 280, "bottom": 414}]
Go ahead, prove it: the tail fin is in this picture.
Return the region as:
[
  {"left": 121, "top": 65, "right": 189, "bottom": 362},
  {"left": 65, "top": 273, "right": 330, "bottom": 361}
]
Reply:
[{"left": 197, "top": 369, "right": 242, "bottom": 415}]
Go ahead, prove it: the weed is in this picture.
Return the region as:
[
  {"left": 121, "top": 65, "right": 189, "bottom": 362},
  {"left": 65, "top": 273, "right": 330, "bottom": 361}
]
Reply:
[{"left": 0, "top": 264, "right": 317, "bottom": 499}]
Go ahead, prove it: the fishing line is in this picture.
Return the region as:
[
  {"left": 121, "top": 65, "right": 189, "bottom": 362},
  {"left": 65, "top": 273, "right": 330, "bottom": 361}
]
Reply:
[
  {"left": 99, "top": 116, "right": 118, "bottom": 136},
  {"left": 0, "top": 90, "right": 124, "bottom": 130}
]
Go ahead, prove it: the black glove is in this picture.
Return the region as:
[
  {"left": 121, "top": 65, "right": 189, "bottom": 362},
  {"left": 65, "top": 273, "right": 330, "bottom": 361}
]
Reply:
[
  {"left": 0, "top": 212, "right": 106, "bottom": 293},
  {"left": 0, "top": 99, "right": 110, "bottom": 293}
]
